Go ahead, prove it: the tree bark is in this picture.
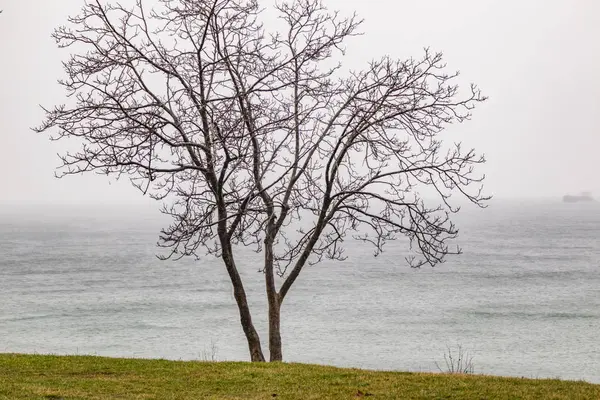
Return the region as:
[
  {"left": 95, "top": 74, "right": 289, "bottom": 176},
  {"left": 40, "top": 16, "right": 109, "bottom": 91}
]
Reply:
[
  {"left": 264, "top": 218, "right": 283, "bottom": 361},
  {"left": 221, "top": 245, "right": 266, "bottom": 362},
  {"left": 268, "top": 294, "right": 283, "bottom": 361},
  {"left": 235, "top": 285, "right": 265, "bottom": 362}
]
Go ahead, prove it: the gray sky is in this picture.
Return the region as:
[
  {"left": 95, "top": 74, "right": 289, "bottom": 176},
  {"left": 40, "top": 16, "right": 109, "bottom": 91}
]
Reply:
[{"left": 0, "top": 0, "right": 599, "bottom": 205}]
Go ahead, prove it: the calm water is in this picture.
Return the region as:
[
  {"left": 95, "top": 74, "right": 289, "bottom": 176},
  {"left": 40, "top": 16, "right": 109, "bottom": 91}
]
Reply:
[{"left": 1, "top": 200, "right": 599, "bottom": 382}]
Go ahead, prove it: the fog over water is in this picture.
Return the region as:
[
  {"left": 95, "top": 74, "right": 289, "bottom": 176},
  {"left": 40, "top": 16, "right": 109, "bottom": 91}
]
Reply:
[{"left": 1, "top": 201, "right": 600, "bottom": 382}]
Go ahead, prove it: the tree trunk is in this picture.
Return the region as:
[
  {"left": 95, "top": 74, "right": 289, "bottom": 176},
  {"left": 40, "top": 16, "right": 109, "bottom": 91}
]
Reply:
[
  {"left": 235, "top": 286, "right": 266, "bottom": 362},
  {"left": 268, "top": 294, "right": 283, "bottom": 361},
  {"left": 264, "top": 219, "right": 283, "bottom": 361},
  {"left": 221, "top": 245, "right": 266, "bottom": 362}
]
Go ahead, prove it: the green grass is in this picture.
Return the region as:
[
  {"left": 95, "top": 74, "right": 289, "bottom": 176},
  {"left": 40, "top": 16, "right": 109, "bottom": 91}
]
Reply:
[{"left": 1, "top": 354, "right": 599, "bottom": 399}]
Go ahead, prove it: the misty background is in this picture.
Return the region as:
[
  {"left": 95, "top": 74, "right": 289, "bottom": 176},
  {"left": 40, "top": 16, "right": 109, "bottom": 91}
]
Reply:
[
  {"left": 1, "top": 0, "right": 599, "bottom": 206},
  {"left": 1, "top": 1, "right": 600, "bottom": 383}
]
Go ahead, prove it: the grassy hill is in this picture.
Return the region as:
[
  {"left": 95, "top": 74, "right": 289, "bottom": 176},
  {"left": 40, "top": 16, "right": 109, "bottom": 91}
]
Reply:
[{"left": 1, "top": 354, "right": 598, "bottom": 399}]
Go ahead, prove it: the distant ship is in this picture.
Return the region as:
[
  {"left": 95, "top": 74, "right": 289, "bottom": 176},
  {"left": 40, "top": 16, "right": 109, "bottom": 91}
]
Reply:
[{"left": 563, "top": 192, "right": 595, "bottom": 203}]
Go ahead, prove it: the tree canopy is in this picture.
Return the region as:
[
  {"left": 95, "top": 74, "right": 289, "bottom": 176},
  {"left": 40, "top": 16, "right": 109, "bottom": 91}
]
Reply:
[{"left": 36, "top": 0, "right": 488, "bottom": 361}]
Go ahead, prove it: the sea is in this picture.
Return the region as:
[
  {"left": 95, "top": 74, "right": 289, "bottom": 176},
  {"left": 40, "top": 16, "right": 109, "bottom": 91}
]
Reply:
[{"left": 1, "top": 199, "right": 599, "bottom": 383}]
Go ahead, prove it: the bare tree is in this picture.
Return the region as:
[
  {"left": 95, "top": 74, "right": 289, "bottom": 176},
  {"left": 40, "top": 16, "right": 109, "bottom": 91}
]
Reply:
[{"left": 36, "top": 0, "right": 488, "bottom": 362}]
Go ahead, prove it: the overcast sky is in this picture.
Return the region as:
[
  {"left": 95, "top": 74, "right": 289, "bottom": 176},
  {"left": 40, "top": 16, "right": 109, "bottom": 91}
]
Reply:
[{"left": 0, "top": 0, "right": 598, "bottom": 206}]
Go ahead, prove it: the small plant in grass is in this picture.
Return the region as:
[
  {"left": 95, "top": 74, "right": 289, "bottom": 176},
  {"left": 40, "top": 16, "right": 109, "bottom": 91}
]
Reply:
[
  {"left": 200, "top": 339, "right": 219, "bottom": 362},
  {"left": 435, "top": 344, "right": 475, "bottom": 374}
]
